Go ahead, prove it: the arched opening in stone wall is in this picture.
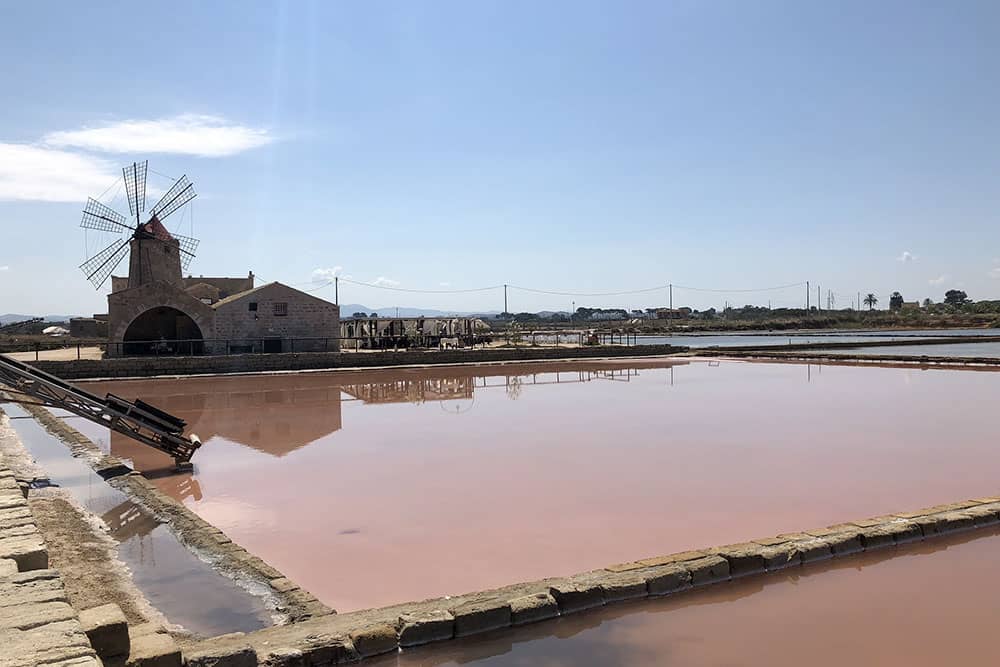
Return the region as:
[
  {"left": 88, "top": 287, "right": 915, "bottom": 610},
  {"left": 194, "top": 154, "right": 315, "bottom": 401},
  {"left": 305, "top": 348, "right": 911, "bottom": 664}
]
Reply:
[{"left": 122, "top": 307, "right": 204, "bottom": 356}]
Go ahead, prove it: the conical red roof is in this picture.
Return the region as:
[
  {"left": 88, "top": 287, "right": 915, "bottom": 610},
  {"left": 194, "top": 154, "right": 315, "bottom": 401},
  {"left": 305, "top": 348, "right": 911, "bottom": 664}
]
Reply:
[{"left": 140, "top": 215, "right": 174, "bottom": 241}]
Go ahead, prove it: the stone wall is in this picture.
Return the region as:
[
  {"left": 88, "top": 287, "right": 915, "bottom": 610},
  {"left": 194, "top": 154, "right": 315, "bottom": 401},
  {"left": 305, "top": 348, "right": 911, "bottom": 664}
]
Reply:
[
  {"left": 32, "top": 345, "right": 686, "bottom": 380},
  {"left": 106, "top": 282, "right": 216, "bottom": 358},
  {"left": 213, "top": 283, "right": 340, "bottom": 353}
]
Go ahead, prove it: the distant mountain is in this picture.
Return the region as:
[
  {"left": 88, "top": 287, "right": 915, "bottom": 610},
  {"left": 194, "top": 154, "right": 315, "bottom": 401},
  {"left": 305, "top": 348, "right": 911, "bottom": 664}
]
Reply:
[{"left": 0, "top": 314, "right": 78, "bottom": 326}]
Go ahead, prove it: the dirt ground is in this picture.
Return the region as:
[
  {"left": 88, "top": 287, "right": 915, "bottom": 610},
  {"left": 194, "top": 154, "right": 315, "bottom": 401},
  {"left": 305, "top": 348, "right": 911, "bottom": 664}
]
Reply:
[
  {"left": 4, "top": 346, "right": 103, "bottom": 361},
  {"left": 27, "top": 492, "right": 150, "bottom": 624}
]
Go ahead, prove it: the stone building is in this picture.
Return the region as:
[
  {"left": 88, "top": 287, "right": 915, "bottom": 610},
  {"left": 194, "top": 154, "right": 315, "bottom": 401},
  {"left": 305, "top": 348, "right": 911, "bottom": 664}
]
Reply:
[{"left": 102, "top": 221, "right": 338, "bottom": 357}]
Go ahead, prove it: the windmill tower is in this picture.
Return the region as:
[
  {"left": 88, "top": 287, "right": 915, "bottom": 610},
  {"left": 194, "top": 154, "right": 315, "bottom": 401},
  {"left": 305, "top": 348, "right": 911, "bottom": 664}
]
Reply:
[{"left": 79, "top": 161, "right": 199, "bottom": 290}]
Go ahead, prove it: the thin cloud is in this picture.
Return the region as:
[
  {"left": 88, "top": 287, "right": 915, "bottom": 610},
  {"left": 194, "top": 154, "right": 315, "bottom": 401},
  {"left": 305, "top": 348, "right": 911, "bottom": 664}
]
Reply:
[
  {"left": 43, "top": 114, "right": 273, "bottom": 157},
  {"left": 0, "top": 266, "right": 9, "bottom": 272},
  {"left": 897, "top": 251, "right": 917, "bottom": 262},
  {"left": 0, "top": 144, "right": 117, "bottom": 202},
  {"left": 372, "top": 276, "right": 399, "bottom": 287},
  {"left": 928, "top": 274, "right": 949, "bottom": 286},
  {"left": 312, "top": 267, "right": 344, "bottom": 282},
  {"left": 439, "top": 282, "right": 451, "bottom": 287},
  {"left": 989, "top": 266, "right": 1000, "bottom": 280}
]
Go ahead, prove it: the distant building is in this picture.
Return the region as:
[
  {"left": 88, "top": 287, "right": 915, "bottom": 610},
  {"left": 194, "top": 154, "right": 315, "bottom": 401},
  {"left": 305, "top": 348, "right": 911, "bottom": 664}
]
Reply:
[{"left": 655, "top": 307, "right": 692, "bottom": 320}]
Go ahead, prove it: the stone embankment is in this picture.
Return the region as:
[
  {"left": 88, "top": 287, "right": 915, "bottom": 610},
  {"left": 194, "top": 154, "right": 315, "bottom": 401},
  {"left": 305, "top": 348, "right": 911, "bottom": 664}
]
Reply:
[
  {"left": 0, "top": 449, "right": 102, "bottom": 667},
  {"left": 27, "top": 344, "right": 686, "bottom": 380}
]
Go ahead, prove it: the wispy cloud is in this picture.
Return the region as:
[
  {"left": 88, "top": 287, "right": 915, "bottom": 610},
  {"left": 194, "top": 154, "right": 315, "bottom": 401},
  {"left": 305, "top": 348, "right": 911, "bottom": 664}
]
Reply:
[
  {"left": 928, "top": 274, "right": 949, "bottom": 286},
  {"left": 372, "top": 276, "right": 400, "bottom": 287},
  {"left": 43, "top": 114, "right": 273, "bottom": 157},
  {"left": 312, "top": 266, "right": 344, "bottom": 282},
  {"left": 0, "top": 144, "right": 117, "bottom": 202},
  {"left": 897, "top": 251, "right": 917, "bottom": 262},
  {"left": 439, "top": 281, "right": 451, "bottom": 287},
  {"left": 0, "top": 266, "right": 9, "bottom": 272},
  {"left": 989, "top": 266, "right": 1000, "bottom": 280}
]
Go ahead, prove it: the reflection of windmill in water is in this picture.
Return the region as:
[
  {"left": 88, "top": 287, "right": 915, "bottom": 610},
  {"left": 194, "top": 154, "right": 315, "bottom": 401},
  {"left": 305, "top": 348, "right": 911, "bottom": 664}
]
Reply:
[{"left": 79, "top": 160, "right": 199, "bottom": 289}]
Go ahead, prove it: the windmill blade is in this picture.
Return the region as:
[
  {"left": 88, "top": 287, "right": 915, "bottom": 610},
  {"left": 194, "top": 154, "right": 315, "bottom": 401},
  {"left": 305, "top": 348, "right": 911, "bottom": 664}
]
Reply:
[
  {"left": 80, "top": 238, "right": 130, "bottom": 289},
  {"left": 173, "top": 233, "right": 200, "bottom": 271},
  {"left": 123, "top": 161, "right": 148, "bottom": 217},
  {"left": 149, "top": 175, "right": 195, "bottom": 221},
  {"left": 81, "top": 198, "right": 133, "bottom": 234}
]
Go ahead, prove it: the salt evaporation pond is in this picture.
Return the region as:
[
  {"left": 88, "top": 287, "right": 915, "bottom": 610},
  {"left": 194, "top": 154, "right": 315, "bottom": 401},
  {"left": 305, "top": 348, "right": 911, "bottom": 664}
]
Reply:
[
  {"left": 77, "top": 359, "right": 1000, "bottom": 610},
  {"left": 368, "top": 527, "right": 1000, "bottom": 666},
  {"left": 807, "top": 341, "right": 1000, "bottom": 358},
  {"left": 635, "top": 327, "right": 1000, "bottom": 348}
]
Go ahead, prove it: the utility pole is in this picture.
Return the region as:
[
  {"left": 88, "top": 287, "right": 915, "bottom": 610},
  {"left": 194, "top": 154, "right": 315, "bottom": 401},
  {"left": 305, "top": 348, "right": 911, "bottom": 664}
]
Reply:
[
  {"left": 668, "top": 283, "right": 673, "bottom": 334},
  {"left": 817, "top": 285, "right": 821, "bottom": 311},
  {"left": 504, "top": 284, "right": 508, "bottom": 316},
  {"left": 334, "top": 276, "right": 339, "bottom": 305},
  {"left": 806, "top": 281, "right": 810, "bottom": 311}
]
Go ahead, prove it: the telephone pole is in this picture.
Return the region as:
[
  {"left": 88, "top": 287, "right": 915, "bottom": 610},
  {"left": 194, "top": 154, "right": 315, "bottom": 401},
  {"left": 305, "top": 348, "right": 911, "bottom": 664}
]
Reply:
[
  {"left": 668, "top": 283, "right": 673, "bottom": 333},
  {"left": 806, "top": 281, "right": 810, "bottom": 310},
  {"left": 334, "top": 276, "right": 339, "bottom": 305},
  {"left": 503, "top": 284, "right": 508, "bottom": 316}
]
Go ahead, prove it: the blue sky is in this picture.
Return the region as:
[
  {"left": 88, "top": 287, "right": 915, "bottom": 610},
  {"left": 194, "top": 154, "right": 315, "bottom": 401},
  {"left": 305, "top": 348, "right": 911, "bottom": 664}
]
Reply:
[{"left": 2, "top": 0, "right": 999, "bottom": 315}]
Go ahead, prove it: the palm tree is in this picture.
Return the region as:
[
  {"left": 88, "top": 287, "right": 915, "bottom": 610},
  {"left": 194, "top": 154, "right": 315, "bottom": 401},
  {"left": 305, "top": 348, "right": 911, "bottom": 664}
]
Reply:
[{"left": 863, "top": 293, "right": 878, "bottom": 310}]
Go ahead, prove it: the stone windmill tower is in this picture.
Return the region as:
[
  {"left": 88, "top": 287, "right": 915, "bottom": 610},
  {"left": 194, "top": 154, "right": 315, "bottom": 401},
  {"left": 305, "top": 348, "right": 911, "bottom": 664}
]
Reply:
[{"left": 78, "top": 161, "right": 199, "bottom": 290}]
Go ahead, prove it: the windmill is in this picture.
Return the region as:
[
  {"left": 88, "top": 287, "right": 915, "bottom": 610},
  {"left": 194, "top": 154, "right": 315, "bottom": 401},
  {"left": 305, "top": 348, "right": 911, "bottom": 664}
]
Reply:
[{"left": 79, "top": 161, "right": 199, "bottom": 289}]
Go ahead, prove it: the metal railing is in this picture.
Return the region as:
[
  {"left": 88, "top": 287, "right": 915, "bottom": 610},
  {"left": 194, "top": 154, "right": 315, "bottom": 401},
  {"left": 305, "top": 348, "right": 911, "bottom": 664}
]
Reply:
[{"left": 105, "top": 337, "right": 342, "bottom": 357}]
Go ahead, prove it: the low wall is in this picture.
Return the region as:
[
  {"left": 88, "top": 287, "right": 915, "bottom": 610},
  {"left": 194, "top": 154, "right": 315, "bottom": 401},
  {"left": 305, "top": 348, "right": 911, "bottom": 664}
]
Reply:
[
  {"left": 29, "top": 345, "right": 686, "bottom": 380},
  {"left": 705, "top": 334, "right": 1000, "bottom": 353}
]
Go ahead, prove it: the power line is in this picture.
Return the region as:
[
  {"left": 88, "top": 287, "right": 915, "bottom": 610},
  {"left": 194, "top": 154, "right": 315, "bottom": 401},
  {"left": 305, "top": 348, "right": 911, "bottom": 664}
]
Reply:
[
  {"left": 507, "top": 284, "right": 667, "bottom": 297},
  {"left": 338, "top": 277, "right": 502, "bottom": 294},
  {"left": 672, "top": 281, "right": 807, "bottom": 293}
]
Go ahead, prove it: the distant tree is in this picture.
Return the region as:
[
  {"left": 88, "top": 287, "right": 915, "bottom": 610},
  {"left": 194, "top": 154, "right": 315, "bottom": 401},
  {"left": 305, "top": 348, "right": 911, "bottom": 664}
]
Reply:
[
  {"left": 351, "top": 312, "right": 368, "bottom": 319},
  {"left": 922, "top": 298, "right": 932, "bottom": 307},
  {"left": 889, "top": 292, "right": 904, "bottom": 311},
  {"left": 863, "top": 293, "right": 878, "bottom": 310},
  {"left": 370, "top": 312, "right": 379, "bottom": 318},
  {"left": 944, "top": 290, "right": 969, "bottom": 307}
]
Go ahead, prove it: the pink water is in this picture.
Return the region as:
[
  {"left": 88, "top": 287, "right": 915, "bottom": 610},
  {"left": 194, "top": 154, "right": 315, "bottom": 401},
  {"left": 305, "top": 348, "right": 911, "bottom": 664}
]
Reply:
[
  {"left": 370, "top": 527, "right": 1000, "bottom": 666},
  {"left": 79, "top": 359, "right": 1000, "bottom": 611}
]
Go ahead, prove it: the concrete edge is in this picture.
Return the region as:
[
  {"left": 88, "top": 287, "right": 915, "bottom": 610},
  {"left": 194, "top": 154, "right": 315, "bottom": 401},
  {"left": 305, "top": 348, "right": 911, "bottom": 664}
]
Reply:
[{"left": 12, "top": 401, "right": 335, "bottom": 625}]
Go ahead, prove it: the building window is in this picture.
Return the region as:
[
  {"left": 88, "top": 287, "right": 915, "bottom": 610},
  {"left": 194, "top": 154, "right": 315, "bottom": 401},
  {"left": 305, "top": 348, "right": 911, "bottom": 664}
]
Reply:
[
  {"left": 274, "top": 302, "right": 288, "bottom": 316},
  {"left": 248, "top": 302, "right": 257, "bottom": 312}
]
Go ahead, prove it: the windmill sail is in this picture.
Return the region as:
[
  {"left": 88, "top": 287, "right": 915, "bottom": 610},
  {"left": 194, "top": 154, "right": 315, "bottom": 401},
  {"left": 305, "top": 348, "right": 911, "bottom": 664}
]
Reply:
[
  {"left": 80, "top": 238, "right": 130, "bottom": 289},
  {"left": 172, "top": 233, "right": 200, "bottom": 270},
  {"left": 123, "top": 160, "right": 147, "bottom": 217},
  {"left": 81, "top": 198, "right": 133, "bottom": 233},
  {"left": 149, "top": 175, "right": 195, "bottom": 221}
]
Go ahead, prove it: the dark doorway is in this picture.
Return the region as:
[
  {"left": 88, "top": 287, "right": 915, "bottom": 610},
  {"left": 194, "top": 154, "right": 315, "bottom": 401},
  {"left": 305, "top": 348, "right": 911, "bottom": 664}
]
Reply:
[
  {"left": 123, "top": 307, "right": 204, "bottom": 356},
  {"left": 263, "top": 338, "right": 282, "bottom": 353}
]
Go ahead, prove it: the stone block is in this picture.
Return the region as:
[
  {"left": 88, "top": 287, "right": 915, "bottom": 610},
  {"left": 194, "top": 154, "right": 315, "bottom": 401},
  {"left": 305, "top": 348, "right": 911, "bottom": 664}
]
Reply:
[
  {"left": 450, "top": 597, "right": 512, "bottom": 637},
  {"left": 0, "top": 599, "right": 76, "bottom": 630},
  {"left": 858, "top": 526, "right": 896, "bottom": 551},
  {"left": 935, "top": 511, "right": 976, "bottom": 534},
  {"left": 643, "top": 564, "right": 692, "bottom": 596},
  {"left": 79, "top": 603, "right": 129, "bottom": 658},
  {"left": 0, "top": 534, "right": 48, "bottom": 571},
  {"left": 0, "top": 558, "right": 18, "bottom": 577},
  {"left": 959, "top": 505, "right": 1000, "bottom": 527},
  {"left": 822, "top": 531, "right": 864, "bottom": 556},
  {"left": 183, "top": 633, "right": 257, "bottom": 667},
  {"left": 685, "top": 555, "right": 730, "bottom": 586},
  {"left": 711, "top": 543, "right": 767, "bottom": 578},
  {"left": 397, "top": 610, "right": 454, "bottom": 647},
  {"left": 793, "top": 538, "right": 833, "bottom": 564},
  {"left": 636, "top": 550, "right": 707, "bottom": 568},
  {"left": 349, "top": 623, "right": 398, "bottom": 657},
  {"left": 760, "top": 544, "right": 801, "bottom": 571},
  {"left": 549, "top": 580, "right": 605, "bottom": 613},
  {"left": 509, "top": 592, "right": 559, "bottom": 625},
  {"left": 126, "top": 632, "right": 181, "bottom": 667}
]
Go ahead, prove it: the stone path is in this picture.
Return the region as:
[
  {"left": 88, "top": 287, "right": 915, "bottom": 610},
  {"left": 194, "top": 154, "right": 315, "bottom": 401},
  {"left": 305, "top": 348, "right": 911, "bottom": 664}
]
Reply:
[{"left": 0, "top": 454, "right": 101, "bottom": 667}]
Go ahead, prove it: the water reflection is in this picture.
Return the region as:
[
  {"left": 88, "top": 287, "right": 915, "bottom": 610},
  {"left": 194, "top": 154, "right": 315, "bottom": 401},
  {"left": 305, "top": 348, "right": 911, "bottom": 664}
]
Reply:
[{"left": 86, "top": 362, "right": 680, "bottom": 466}]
